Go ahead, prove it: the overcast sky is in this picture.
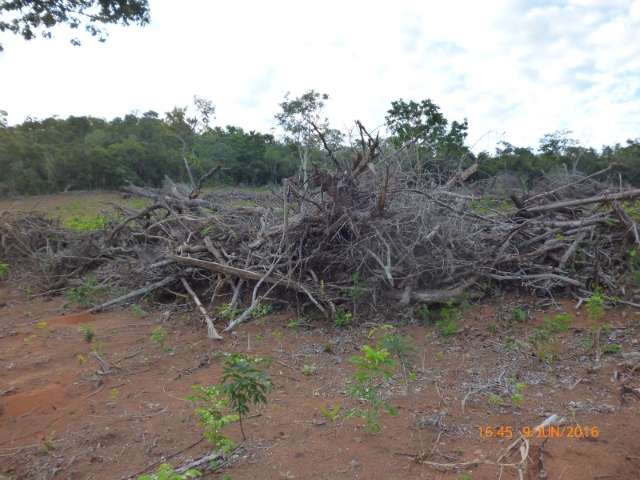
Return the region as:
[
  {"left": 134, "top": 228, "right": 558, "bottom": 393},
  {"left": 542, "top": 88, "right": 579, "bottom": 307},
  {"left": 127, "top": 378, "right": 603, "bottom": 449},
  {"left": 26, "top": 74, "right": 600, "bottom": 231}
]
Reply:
[{"left": 1, "top": 0, "right": 639, "bottom": 152}]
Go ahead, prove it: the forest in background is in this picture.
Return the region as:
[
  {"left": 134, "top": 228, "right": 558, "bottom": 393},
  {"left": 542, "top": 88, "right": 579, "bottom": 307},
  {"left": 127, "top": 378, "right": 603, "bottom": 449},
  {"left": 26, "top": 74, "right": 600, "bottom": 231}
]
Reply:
[{"left": 0, "top": 94, "right": 639, "bottom": 197}]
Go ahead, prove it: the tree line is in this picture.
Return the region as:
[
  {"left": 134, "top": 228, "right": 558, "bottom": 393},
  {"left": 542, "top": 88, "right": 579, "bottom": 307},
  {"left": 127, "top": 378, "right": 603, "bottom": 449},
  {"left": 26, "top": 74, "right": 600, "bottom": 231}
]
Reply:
[{"left": 0, "top": 94, "right": 638, "bottom": 197}]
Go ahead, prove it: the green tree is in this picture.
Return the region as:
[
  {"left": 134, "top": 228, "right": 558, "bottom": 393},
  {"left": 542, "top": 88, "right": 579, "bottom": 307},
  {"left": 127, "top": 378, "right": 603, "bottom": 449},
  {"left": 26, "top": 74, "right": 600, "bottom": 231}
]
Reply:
[
  {"left": 385, "top": 98, "right": 470, "bottom": 175},
  {"left": 0, "top": 0, "right": 150, "bottom": 51},
  {"left": 275, "top": 90, "right": 334, "bottom": 189}
]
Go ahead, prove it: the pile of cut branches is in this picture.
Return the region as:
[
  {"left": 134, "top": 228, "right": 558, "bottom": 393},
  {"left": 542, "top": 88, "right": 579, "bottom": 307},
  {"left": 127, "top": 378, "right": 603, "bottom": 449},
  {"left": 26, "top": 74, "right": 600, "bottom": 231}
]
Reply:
[{"left": 2, "top": 123, "right": 640, "bottom": 338}]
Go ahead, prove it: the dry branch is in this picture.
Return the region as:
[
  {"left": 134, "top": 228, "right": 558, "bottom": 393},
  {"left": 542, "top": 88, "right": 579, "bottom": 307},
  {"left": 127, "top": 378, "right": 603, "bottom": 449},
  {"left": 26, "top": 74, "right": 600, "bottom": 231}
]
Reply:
[
  {"left": 3, "top": 123, "right": 640, "bottom": 341},
  {"left": 181, "top": 278, "right": 222, "bottom": 340}
]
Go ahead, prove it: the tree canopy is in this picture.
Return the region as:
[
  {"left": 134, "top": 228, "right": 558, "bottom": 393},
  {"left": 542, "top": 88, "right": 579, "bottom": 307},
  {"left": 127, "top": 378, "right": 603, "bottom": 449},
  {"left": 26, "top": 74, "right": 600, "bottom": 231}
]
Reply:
[
  {"left": 0, "top": 0, "right": 150, "bottom": 50},
  {"left": 1, "top": 95, "right": 638, "bottom": 197}
]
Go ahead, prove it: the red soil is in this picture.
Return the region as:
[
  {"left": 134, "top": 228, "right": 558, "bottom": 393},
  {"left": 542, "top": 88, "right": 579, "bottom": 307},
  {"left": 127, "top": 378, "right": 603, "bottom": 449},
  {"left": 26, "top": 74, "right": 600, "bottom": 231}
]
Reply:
[{"left": 0, "top": 284, "right": 639, "bottom": 479}]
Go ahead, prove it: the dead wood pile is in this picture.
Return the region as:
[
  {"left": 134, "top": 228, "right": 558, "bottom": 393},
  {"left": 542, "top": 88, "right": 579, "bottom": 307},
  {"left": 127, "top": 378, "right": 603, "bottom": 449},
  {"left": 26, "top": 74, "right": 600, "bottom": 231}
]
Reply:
[{"left": 2, "top": 124, "right": 640, "bottom": 338}]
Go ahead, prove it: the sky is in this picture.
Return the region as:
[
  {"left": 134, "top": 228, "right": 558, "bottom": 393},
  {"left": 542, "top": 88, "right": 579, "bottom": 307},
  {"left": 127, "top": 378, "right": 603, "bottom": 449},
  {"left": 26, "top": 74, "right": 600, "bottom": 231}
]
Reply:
[{"left": 1, "top": 0, "right": 639, "bottom": 152}]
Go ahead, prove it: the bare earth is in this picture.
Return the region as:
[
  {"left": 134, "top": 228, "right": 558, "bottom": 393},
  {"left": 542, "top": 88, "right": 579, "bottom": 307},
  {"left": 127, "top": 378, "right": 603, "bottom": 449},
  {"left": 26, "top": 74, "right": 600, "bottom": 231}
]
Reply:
[{"left": 0, "top": 283, "right": 639, "bottom": 480}]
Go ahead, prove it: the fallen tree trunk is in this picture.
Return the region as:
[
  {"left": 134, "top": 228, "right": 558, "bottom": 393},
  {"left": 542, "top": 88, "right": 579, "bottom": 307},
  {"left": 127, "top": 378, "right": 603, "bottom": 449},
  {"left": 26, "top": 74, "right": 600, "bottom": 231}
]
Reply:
[
  {"left": 523, "top": 188, "right": 640, "bottom": 213},
  {"left": 89, "top": 275, "right": 179, "bottom": 313}
]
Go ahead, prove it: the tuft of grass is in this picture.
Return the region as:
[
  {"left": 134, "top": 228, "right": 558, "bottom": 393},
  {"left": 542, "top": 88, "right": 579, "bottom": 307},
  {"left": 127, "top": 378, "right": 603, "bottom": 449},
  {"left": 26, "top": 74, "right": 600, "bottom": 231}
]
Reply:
[
  {"left": 416, "top": 305, "right": 432, "bottom": 324},
  {"left": 0, "top": 262, "right": 9, "bottom": 280},
  {"left": 301, "top": 364, "right": 317, "bottom": 376},
  {"left": 436, "top": 317, "right": 459, "bottom": 337},
  {"left": 603, "top": 343, "right": 622, "bottom": 354},
  {"left": 66, "top": 276, "right": 110, "bottom": 307},
  {"left": 138, "top": 463, "right": 201, "bottom": 480},
  {"left": 39, "top": 431, "right": 57, "bottom": 454},
  {"left": 131, "top": 304, "right": 148, "bottom": 317},
  {"left": 78, "top": 324, "right": 95, "bottom": 343},
  {"left": 64, "top": 215, "right": 108, "bottom": 231},
  {"left": 512, "top": 307, "right": 528, "bottom": 323},
  {"left": 287, "top": 319, "right": 303, "bottom": 330},
  {"left": 125, "top": 197, "right": 151, "bottom": 210},
  {"left": 319, "top": 403, "right": 342, "bottom": 423},
  {"left": 542, "top": 313, "right": 572, "bottom": 333},
  {"left": 529, "top": 313, "right": 571, "bottom": 363}
]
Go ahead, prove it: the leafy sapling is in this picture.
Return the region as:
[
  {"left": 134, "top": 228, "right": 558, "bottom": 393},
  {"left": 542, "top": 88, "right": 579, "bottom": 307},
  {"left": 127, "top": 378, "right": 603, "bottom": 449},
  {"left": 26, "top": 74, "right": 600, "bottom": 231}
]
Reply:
[
  {"left": 150, "top": 326, "right": 170, "bottom": 352},
  {"left": 348, "top": 345, "right": 398, "bottom": 433},
  {"left": 369, "top": 325, "right": 415, "bottom": 388},
  {"left": 586, "top": 291, "right": 606, "bottom": 360},
  {"left": 511, "top": 382, "right": 526, "bottom": 408},
  {"left": 221, "top": 353, "right": 272, "bottom": 440},
  {"left": 187, "top": 385, "right": 238, "bottom": 453}
]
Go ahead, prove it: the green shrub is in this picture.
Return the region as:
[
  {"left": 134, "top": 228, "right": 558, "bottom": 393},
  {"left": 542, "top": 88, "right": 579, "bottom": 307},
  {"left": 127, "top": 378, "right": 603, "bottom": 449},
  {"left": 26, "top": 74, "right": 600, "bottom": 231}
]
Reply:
[
  {"left": 252, "top": 303, "right": 272, "bottom": 318},
  {"left": 217, "top": 303, "right": 241, "bottom": 320},
  {"left": 334, "top": 308, "right": 353, "bottom": 328}
]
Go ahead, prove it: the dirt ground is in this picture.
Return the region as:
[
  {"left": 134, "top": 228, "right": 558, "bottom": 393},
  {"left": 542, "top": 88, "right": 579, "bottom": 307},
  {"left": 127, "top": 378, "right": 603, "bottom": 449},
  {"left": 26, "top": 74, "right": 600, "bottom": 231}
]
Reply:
[{"left": 1, "top": 282, "right": 639, "bottom": 480}]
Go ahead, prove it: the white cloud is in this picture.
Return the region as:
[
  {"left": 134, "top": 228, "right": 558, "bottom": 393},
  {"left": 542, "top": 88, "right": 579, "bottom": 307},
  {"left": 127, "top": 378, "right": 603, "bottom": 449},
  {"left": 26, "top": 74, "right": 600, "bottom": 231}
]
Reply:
[{"left": 0, "top": 0, "right": 638, "bottom": 152}]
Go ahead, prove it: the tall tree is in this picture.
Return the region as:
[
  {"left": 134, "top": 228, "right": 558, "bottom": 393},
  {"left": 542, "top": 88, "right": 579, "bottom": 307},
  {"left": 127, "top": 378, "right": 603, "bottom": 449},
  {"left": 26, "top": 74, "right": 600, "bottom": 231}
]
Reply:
[
  {"left": 0, "top": 0, "right": 150, "bottom": 50},
  {"left": 385, "top": 98, "right": 469, "bottom": 174},
  {"left": 275, "top": 90, "right": 331, "bottom": 189}
]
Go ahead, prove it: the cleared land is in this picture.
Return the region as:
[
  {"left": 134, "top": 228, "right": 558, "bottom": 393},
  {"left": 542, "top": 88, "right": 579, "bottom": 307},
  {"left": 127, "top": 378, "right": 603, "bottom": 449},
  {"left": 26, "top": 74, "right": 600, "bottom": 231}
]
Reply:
[{"left": 0, "top": 192, "right": 639, "bottom": 480}]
